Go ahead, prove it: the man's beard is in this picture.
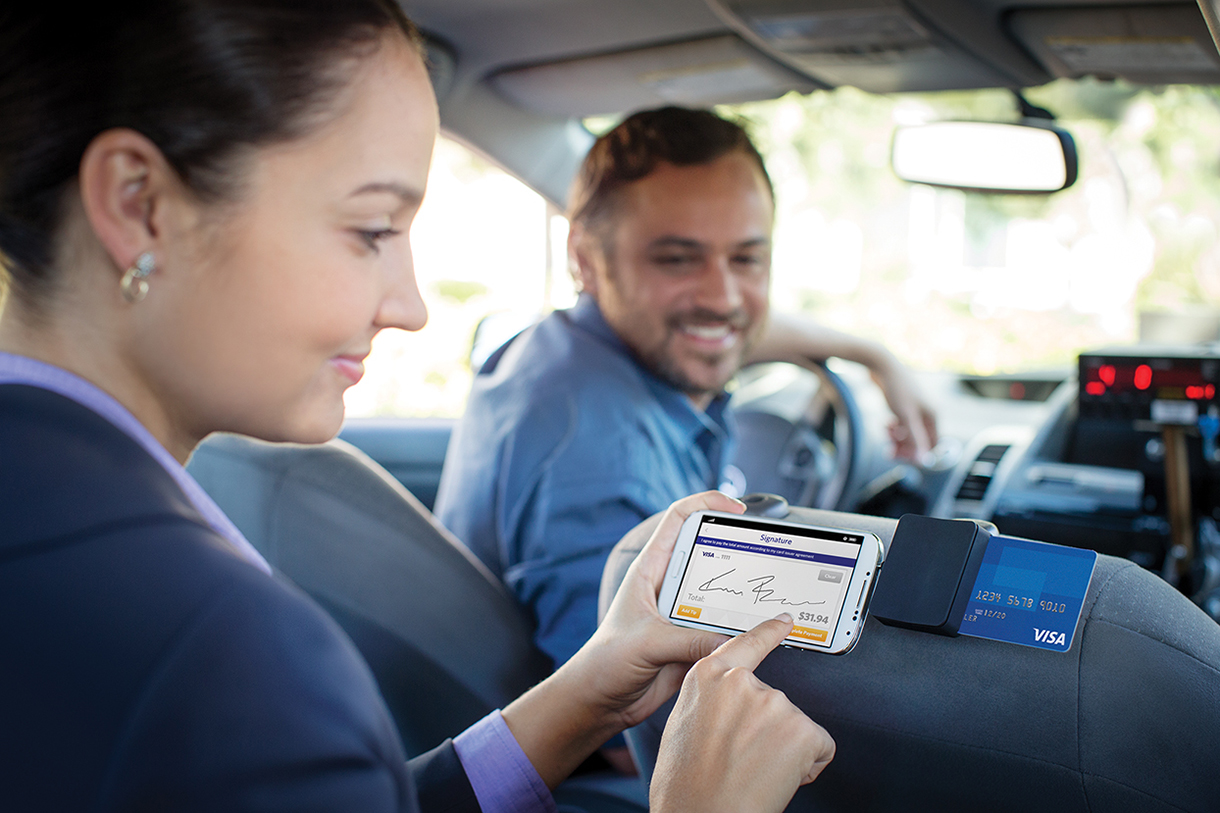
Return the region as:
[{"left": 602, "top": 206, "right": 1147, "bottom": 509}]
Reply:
[{"left": 639, "top": 307, "right": 758, "bottom": 400}]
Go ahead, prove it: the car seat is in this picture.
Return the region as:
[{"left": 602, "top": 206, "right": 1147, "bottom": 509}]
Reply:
[
  {"left": 188, "top": 433, "right": 649, "bottom": 812},
  {"left": 599, "top": 507, "right": 1220, "bottom": 813},
  {"left": 187, "top": 433, "right": 552, "bottom": 757}
]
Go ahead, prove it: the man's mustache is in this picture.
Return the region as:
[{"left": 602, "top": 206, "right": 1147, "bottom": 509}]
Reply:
[{"left": 666, "top": 308, "right": 752, "bottom": 331}]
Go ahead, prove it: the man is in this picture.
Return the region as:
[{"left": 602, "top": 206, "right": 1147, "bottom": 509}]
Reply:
[{"left": 435, "top": 106, "right": 936, "bottom": 674}]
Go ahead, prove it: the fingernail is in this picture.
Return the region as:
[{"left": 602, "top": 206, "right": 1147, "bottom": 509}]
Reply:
[{"left": 775, "top": 612, "right": 793, "bottom": 624}]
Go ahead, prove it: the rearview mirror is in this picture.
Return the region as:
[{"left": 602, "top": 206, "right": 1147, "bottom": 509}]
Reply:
[{"left": 891, "top": 120, "right": 1078, "bottom": 194}]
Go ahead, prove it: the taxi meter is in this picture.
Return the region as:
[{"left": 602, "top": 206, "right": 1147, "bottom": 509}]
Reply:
[{"left": 1078, "top": 346, "right": 1220, "bottom": 426}]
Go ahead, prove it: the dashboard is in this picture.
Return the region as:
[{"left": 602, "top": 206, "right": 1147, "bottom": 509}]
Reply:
[{"left": 929, "top": 345, "right": 1220, "bottom": 619}]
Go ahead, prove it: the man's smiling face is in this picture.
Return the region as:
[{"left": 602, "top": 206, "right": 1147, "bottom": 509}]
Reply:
[{"left": 576, "top": 150, "right": 773, "bottom": 408}]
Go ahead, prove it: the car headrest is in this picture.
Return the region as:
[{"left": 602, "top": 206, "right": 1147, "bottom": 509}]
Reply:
[
  {"left": 599, "top": 507, "right": 1220, "bottom": 812},
  {"left": 188, "top": 433, "right": 551, "bottom": 756}
]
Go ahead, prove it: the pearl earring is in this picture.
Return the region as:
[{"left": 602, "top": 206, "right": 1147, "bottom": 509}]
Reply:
[{"left": 120, "top": 252, "right": 155, "bottom": 304}]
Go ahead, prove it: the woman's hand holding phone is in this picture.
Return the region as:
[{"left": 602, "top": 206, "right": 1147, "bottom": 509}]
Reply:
[
  {"left": 501, "top": 490, "right": 746, "bottom": 787},
  {"left": 650, "top": 614, "right": 836, "bottom": 813},
  {"left": 502, "top": 489, "right": 834, "bottom": 805}
]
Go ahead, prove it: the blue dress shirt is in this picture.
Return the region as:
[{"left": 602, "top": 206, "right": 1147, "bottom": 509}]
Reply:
[{"left": 436, "top": 295, "right": 737, "bottom": 669}]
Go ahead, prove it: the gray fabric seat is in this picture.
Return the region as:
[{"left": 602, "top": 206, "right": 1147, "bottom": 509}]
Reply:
[
  {"left": 600, "top": 507, "right": 1220, "bottom": 813},
  {"left": 188, "top": 433, "right": 552, "bottom": 757}
]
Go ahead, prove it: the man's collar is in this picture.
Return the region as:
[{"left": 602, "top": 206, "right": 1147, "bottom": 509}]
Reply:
[{"left": 568, "top": 293, "right": 629, "bottom": 351}]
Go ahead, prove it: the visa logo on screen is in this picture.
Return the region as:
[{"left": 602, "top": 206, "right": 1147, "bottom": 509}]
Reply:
[{"left": 1033, "top": 628, "right": 1066, "bottom": 646}]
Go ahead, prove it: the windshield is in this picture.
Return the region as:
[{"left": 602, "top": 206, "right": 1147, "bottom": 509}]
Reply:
[
  {"left": 346, "top": 78, "right": 1220, "bottom": 418},
  {"left": 727, "top": 79, "right": 1220, "bottom": 377}
]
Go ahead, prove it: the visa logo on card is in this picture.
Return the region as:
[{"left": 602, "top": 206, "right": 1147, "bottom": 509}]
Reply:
[{"left": 958, "top": 534, "right": 1097, "bottom": 652}]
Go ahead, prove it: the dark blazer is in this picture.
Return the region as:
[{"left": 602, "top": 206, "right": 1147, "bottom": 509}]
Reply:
[{"left": 0, "top": 384, "right": 478, "bottom": 812}]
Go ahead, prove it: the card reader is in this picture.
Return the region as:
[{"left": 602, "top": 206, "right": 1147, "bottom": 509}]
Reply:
[{"left": 869, "top": 514, "right": 990, "bottom": 635}]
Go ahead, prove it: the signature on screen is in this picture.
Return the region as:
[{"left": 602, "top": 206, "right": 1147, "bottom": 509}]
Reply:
[{"left": 698, "top": 569, "right": 827, "bottom": 607}]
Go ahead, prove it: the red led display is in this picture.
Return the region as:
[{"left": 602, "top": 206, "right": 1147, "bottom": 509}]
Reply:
[
  {"left": 1082, "top": 359, "right": 1217, "bottom": 400},
  {"left": 1133, "top": 364, "right": 1153, "bottom": 390}
]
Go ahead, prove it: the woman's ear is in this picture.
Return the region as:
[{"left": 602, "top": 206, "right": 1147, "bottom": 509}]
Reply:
[{"left": 77, "top": 128, "right": 181, "bottom": 274}]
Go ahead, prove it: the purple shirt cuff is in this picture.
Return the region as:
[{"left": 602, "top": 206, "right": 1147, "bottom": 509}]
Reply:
[{"left": 453, "top": 710, "right": 556, "bottom": 813}]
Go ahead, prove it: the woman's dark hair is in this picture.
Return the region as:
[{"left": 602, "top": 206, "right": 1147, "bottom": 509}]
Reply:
[
  {"left": 0, "top": 0, "right": 421, "bottom": 303},
  {"left": 567, "top": 106, "right": 774, "bottom": 242}
]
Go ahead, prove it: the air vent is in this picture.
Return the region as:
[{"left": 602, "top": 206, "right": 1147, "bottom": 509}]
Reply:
[{"left": 955, "top": 444, "right": 1010, "bottom": 501}]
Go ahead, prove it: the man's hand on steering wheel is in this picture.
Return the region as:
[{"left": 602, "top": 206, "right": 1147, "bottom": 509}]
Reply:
[{"left": 749, "top": 311, "right": 938, "bottom": 462}]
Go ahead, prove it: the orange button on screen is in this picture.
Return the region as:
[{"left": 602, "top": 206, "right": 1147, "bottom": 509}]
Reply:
[
  {"left": 675, "top": 605, "right": 702, "bottom": 619},
  {"left": 789, "top": 626, "right": 828, "bottom": 642}
]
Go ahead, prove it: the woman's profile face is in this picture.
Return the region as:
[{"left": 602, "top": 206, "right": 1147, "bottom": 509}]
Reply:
[{"left": 137, "top": 35, "right": 438, "bottom": 447}]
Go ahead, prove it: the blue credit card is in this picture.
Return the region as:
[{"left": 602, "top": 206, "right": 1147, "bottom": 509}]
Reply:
[{"left": 958, "top": 534, "right": 1097, "bottom": 652}]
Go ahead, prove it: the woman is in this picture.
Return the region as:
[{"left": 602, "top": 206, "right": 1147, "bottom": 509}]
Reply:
[{"left": 0, "top": 1, "right": 833, "bottom": 810}]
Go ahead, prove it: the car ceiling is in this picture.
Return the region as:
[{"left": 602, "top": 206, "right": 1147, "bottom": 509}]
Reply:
[{"left": 402, "top": 0, "right": 1220, "bottom": 206}]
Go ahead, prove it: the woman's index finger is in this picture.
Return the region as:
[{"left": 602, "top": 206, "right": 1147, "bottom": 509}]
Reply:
[{"left": 706, "top": 614, "right": 795, "bottom": 672}]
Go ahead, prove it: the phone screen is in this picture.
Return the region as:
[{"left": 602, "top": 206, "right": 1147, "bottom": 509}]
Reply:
[{"left": 667, "top": 514, "right": 867, "bottom": 649}]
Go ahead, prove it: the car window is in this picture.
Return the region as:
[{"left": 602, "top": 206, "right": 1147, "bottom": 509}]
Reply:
[{"left": 344, "top": 135, "right": 577, "bottom": 419}]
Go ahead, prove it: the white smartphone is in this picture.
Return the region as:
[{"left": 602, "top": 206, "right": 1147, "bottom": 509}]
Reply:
[{"left": 657, "top": 510, "right": 883, "bottom": 654}]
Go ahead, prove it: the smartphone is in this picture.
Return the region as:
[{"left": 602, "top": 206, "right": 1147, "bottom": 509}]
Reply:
[{"left": 657, "top": 510, "right": 883, "bottom": 654}]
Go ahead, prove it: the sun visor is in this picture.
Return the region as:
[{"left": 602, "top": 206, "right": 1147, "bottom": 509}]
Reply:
[
  {"left": 707, "top": 0, "right": 1029, "bottom": 92},
  {"left": 491, "top": 35, "right": 817, "bottom": 118},
  {"left": 1007, "top": 3, "right": 1220, "bottom": 84}
]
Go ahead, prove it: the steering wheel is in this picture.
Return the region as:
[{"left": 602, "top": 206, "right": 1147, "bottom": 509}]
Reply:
[{"left": 727, "top": 360, "right": 865, "bottom": 511}]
